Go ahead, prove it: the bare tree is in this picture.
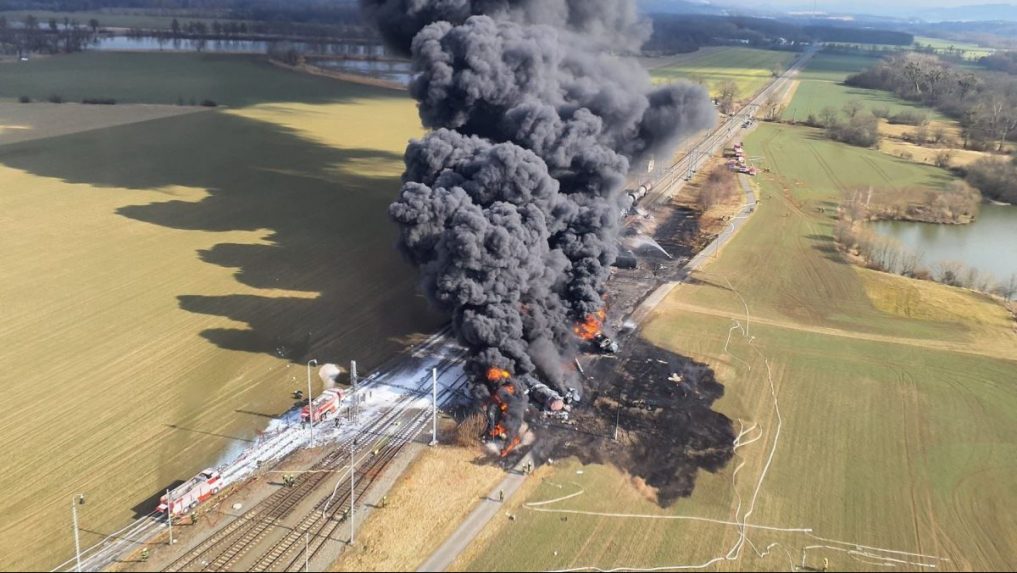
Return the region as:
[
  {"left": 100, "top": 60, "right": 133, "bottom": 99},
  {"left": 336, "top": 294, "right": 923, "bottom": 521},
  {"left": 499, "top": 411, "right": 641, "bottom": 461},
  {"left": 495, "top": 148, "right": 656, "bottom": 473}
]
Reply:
[
  {"left": 761, "top": 94, "right": 783, "bottom": 121},
  {"left": 931, "top": 124, "right": 947, "bottom": 144},
  {"left": 819, "top": 106, "right": 839, "bottom": 128},
  {"left": 934, "top": 149, "right": 953, "bottom": 168},
  {"left": 1001, "top": 274, "right": 1017, "bottom": 301},
  {"left": 696, "top": 167, "right": 736, "bottom": 211},
  {"left": 962, "top": 266, "right": 981, "bottom": 289},
  {"left": 842, "top": 99, "right": 864, "bottom": 119},
  {"left": 936, "top": 261, "right": 965, "bottom": 287},
  {"left": 718, "top": 80, "right": 738, "bottom": 115},
  {"left": 900, "top": 249, "right": 923, "bottom": 278},
  {"left": 911, "top": 123, "right": 929, "bottom": 145}
]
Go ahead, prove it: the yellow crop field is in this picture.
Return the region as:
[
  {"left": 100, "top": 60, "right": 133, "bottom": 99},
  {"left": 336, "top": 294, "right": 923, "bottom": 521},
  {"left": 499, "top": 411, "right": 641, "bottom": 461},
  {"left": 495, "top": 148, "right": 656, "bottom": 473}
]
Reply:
[{"left": 0, "top": 57, "right": 442, "bottom": 570}]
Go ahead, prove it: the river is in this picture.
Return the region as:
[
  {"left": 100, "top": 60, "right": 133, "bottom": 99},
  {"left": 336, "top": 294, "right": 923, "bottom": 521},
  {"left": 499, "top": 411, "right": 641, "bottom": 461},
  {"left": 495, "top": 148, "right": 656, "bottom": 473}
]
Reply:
[
  {"left": 872, "top": 204, "right": 1017, "bottom": 284},
  {"left": 90, "top": 35, "right": 389, "bottom": 57},
  {"left": 86, "top": 35, "right": 412, "bottom": 85}
]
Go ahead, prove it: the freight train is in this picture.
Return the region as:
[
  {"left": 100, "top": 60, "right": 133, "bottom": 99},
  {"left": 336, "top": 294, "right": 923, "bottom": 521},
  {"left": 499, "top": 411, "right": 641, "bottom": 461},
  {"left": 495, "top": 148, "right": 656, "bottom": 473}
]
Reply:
[
  {"left": 622, "top": 181, "right": 653, "bottom": 213},
  {"left": 528, "top": 381, "right": 581, "bottom": 412}
]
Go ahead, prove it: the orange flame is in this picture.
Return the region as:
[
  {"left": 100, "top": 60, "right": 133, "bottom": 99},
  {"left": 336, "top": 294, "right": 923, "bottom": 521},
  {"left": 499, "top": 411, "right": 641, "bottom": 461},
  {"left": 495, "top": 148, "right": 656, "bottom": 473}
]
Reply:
[
  {"left": 500, "top": 436, "right": 522, "bottom": 457},
  {"left": 486, "top": 367, "right": 511, "bottom": 382},
  {"left": 573, "top": 308, "right": 607, "bottom": 341}
]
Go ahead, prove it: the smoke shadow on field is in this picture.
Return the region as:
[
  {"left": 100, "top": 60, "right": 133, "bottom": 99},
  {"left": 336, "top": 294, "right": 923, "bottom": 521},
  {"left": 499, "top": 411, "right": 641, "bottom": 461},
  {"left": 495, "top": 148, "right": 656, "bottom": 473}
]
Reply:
[
  {"left": 529, "top": 336, "right": 735, "bottom": 507},
  {"left": 806, "top": 234, "right": 848, "bottom": 263},
  {"left": 0, "top": 53, "right": 410, "bottom": 108},
  {"left": 129, "top": 481, "right": 184, "bottom": 518},
  {"left": 0, "top": 109, "right": 444, "bottom": 371},
  {"left": 165, "top": 424, "right": 255, "bottom": 443},
  {"left": 805, "top": 234, "right": 835, "bottom": 242},
  {"left": 681, "top": 275, "right": 735, "bottom": 292}
]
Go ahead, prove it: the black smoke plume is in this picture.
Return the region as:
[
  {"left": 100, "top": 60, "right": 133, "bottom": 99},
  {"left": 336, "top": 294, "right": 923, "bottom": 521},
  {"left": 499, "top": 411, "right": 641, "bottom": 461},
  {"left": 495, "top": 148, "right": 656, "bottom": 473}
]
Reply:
[{"left": 363, "top": 0, "right": 716, "bottom": 449}]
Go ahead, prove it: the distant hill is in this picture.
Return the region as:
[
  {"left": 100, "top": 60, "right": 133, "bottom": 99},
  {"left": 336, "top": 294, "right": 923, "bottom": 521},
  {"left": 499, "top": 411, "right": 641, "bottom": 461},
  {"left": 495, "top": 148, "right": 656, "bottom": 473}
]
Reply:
[
  {"left": 920, "top": 3, "right": 1017, "bottom": 22},
  {"left": 638, "top": 0, "right": 728, "bottom": 15}
]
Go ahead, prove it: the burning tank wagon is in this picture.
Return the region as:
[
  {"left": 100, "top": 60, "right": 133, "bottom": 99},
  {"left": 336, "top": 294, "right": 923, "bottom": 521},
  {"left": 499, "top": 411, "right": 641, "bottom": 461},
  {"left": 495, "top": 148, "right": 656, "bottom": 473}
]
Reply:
[
  {"left": 482, "top": 367, "right": 582, "bottom": 457},
  {"left": 622, "top": 180, "right": 654, "bottom": 214},
  {"left": 574, "top": 309, "right": 620, "bottom": 354},
  {"left": 481, "top": 308, "right": 619, "bottom": 456}
]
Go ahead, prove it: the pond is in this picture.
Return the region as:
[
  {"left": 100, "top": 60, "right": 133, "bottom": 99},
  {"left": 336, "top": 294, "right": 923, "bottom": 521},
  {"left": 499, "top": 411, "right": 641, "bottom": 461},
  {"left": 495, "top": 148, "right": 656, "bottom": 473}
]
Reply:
[
  {"left": 871, "top": 204, "right": 1017, "bottom": 284},
  {"left": 312, "top": 58, "right": 412, "bottom": 86}
]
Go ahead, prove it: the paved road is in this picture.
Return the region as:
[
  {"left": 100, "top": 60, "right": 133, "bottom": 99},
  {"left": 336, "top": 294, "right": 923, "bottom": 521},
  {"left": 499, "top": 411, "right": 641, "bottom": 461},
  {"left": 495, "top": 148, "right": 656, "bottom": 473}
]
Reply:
[
  {"left": 59, "top": 45, "right": 816, "bottom": 573},
  {"left": 416, "top": 177, "right": 757, "bottom": 573},
  {"left": 416, "top": 453, "right": 534, "bottom": 572},
  {"left": 417, "top": 47, "right": 818, "bottom": 573}
]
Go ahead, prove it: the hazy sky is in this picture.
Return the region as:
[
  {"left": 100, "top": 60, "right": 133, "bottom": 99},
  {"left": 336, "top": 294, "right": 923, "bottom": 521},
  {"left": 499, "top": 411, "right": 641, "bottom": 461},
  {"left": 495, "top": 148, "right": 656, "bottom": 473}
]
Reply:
[{"left": 720, "top": 0, "right": 995, "bottom": 6}]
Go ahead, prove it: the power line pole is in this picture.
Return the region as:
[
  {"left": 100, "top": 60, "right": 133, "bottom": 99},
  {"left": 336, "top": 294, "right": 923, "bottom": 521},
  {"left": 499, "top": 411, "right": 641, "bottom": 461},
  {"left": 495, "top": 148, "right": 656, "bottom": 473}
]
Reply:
[
  {"left": 307, "top": 359, "right": 318, "bottom": 447},
  {"left": 430, "top": 368, "right": 438, "bottom": 446},
  {"left": 349, "top": 443, "right": 356, "bottom": 546},
  {"left": 166, "top": 489, "right": 173, "bottom": 546},
  {"left": 71, "top": 494, "right": 84, "bottom": 572},
  {"left": 614, "top": 408, "right": 620, "bottom": 441},
  {"left": 350, "top": 360, "right": 358, "bottom": 424},
  {"left": 304, "top": 531, "right": 310, "bottom": 572}
]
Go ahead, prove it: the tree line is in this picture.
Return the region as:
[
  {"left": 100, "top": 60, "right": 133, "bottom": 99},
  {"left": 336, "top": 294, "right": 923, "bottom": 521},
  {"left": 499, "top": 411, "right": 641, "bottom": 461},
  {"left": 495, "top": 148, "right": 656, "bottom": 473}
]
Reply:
[
  {"left": 844, "top": 52, "right": 1017, "bottom": 202},
  {"left": 846, "top": 52, "right": 1017, "bottom": 152},
  {"left": 156, "top": 17, "right": 372, "bottom": 41},
  {"left": 645, "top": 14, "right": 912, "bottom": 55},
  {"left": 1, "top": 0, "right": 370, "bottom": 40},
  {"left": 977, "top": 51, "right": 1017, "bottom": 75},
  {"left": 0, "top": 14, "right": 99, "bottom": 55}
]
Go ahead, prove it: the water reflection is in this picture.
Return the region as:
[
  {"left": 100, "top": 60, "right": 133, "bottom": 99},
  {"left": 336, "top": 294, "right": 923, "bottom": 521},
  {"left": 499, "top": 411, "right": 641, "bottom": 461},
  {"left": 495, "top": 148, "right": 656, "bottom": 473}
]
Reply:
[
  {"left": 91, "top": 35, "right": 389, "bottom": 58},
  {"left": 872, "top": 205, "right": 1017, "bottom": 283}
]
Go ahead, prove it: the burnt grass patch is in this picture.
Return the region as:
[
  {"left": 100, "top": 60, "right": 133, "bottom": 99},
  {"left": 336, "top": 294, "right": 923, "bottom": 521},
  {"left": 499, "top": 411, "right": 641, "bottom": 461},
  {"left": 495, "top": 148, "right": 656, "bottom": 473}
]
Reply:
[
  {"left": 531, "top": 337, "right": 735, "bottom": 507},
  {"left": 484, "top": 196, "right": 735, "bottom": 506},
  {"left": 527, "top": 197, "right": 733, "bottom": 507}
]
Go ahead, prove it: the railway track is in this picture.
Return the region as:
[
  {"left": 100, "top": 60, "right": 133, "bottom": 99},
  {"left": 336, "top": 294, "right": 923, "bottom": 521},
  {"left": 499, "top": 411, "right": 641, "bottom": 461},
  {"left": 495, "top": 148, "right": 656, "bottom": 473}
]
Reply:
[
  {"left": 51, "top": 49, "right": 819, "bottom": 573},
  {"left": 251, "top": 413, "right": 429, "bottom": 571},
  {"left": 640, "top": 46, "right": 818, "bottom": 209},
  {"left": 58, "top": 514, "right": 164, "bottom": 572},
  {"left": 162, "top": 352, "right": 468, "bottom": 572},
  {"left": 256, "top": 367, "right": 470, "bottom": 572}
]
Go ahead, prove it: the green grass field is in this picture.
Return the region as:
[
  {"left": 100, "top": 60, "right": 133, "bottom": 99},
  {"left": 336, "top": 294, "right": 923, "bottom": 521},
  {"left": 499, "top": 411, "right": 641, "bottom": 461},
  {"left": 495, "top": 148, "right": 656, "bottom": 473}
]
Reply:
[
  {"left": 914, "top": 36, "right": 995, "bottom": 59},
  {"left": 0, "top": 10, "right": 238, "bottom": 30},
  {"left": 648, "top": 47, "right": 794, "bottom": 101},
  {"left": 782, "top": 52, "right": 950, "bottom": 123},
  {"left": 681, "top": 124, "right": 974, "bottom": 338},
  {"left": 457, "top": 123, "right": 1017, "bottom": 571},
  {"left": 0, "top": 52, "right": 397, "bottom": 106},
  {"left": 0, "top": 53, "right": 440, "bottom": 570}
]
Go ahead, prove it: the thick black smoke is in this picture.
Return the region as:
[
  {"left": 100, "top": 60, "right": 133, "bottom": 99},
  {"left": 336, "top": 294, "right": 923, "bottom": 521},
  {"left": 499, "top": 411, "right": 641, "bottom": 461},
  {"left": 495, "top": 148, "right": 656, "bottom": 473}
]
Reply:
[
  {"left": 361, "top": 0, "right": 649, "bottom": 55},
  {"left": 365, "top": 0, "right": 715, "bottom": 448}
]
